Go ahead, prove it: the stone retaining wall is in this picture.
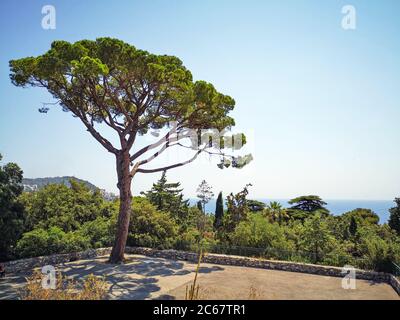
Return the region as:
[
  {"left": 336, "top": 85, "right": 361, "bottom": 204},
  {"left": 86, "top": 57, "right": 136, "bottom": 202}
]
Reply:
[
  {"left": 389, "top": 275, "right": 400, "bottom": 295},
  {"left": 2, "top": 246, "right": 400, "bottom": 295}
]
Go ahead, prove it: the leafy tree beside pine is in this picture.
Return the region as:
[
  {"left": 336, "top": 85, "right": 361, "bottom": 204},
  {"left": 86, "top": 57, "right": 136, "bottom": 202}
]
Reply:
[
  {"left": 0, "top": 154, "right": 25, "bottom": 261},
  {"left": 300, "top": 213, "right": 335, "bottom": 263}
]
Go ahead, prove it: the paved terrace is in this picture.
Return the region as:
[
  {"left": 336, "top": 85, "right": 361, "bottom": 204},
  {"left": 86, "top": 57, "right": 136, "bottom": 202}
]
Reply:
[{"left": 0, "top": 254, "right": 398, "bottom": 300}]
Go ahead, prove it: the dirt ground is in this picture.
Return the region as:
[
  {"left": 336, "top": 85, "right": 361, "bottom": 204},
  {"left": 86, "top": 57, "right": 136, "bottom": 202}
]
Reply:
[{"left": 0, "top": 254, "right": 398, "bottom": 300}]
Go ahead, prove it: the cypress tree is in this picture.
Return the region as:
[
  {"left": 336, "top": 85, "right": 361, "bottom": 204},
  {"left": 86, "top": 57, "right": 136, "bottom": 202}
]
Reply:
[
  {"left": 214, "top": 192, "right": 224, "bottom": 230},
  {"left": 197, "top": 200, "right": 203, "bottom": 212},
  {"left": 389, "top": 198, "right": 400, "bottom": 235},
  {"left": 349, "top": 216, "right": 358, "bottom": 237}
]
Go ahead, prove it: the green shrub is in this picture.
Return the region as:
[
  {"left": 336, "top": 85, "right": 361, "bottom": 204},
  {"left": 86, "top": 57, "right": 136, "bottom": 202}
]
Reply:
[
  {"left": 297, "top": 214, "right": 336, "bottom": 263},
  {"left": 16, "top": 227, "right": 90, "bottom": 258},
  {"left": 19, "top": 181, "right": 114, "bottom": 233},
  {"left": 342, "top": 208, "right": 380, "bottom": 226},
  {"left": 126, "top": 197, "right": 178, "bottom": 249},
  {"left": 359, "top": 236, "right": 392, "bottom": 272},
  {"left": 231, "top": 214, "right": 295, "bottom": 255},
  {"left": 63, "top": 232, "right": 91, "bottom": 253},
  {"left": 16, "top": 228, "right": 50, "bottom": 258},
  {"left": 322, "top": 241, "right": 355, "bottom": 267},
  {"left": 79, "top": 217, "right": 114, "bottom": 248},
  {"left": 175, "top": 227, "right": 203, "bottom": 250}
]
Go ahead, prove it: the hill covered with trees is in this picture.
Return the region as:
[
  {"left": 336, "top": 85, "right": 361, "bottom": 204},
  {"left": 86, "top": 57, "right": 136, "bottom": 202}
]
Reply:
[{"left": 22, "top": 176, "right": 98, "bottom": 192}]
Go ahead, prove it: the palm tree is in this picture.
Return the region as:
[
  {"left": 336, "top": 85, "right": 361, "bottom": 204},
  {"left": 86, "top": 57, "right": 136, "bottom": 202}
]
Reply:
[{"left": 266, "top": 201, "right": 288, "bottom": 225}]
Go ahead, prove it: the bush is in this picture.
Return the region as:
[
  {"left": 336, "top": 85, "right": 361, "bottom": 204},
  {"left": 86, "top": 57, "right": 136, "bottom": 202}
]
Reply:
[
  {"left": 342, "top": 208, "right": 380, "bottom": 226},
  {"left": 19, "top": 181, "right": 114, "bottom": 233},
  {"left": 16, "top": 228, "right": 50, "bottom": 258},
  {"left": 175, "top": 227, "right": 203, "bottom": 250},
  {"left": 322, "top": 241, "right": 355, "bottom": 267},
  {"left": 359, "top": 235, "right": 393, "bottom": 272},
  {"left": 16, "top": 227, "right": 90, "bottom": 258},
  {"left": 230, "top": 214, "right": 295, "bottom": 255},
  {"left": 79, "top": 217, "right": 114, "bottom": 248},
  {"left": 298, "top": 214, "right": 336, "bottom": 263},
  {"left": 63, "top": 232, "right": 91, "bottom": 253},
  {"left": 368, "top": 241, "right": 391, "bottom": 272},
  {"left": 126, "top": 197, "right": 178, "bottom": 249}
]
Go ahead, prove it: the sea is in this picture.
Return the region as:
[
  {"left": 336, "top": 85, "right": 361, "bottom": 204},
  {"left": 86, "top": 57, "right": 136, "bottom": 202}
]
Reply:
[{"left": 190, "top": 199, "right": 395, "bottom": 224}]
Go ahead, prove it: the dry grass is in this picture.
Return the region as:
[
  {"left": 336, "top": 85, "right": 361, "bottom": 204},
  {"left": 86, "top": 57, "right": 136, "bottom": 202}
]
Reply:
[
  {"left": 184, "top": 249, "right": 265, "bottom": 300},
  {"left": 197, "top": 287, "right": 213, "bottom": 300},
  {"left": 248, "top": 286, "right": 262, "bottom": 300},
  {"left": 185, "top": 250, "right": 203, "bottom": 300},
  {"left": 20, "top": 270, "right": 107, "bottom": 300}
]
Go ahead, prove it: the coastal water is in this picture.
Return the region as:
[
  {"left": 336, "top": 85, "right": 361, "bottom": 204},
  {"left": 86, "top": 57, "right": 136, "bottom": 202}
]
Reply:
[{"left": 191, "top": 199, "right": 395, "bottom": 224}]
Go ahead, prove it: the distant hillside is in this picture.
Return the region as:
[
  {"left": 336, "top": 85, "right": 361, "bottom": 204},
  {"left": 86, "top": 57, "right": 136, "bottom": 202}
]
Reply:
[{"left": 22, "top": 176, "right": 98, "bottom": 192}]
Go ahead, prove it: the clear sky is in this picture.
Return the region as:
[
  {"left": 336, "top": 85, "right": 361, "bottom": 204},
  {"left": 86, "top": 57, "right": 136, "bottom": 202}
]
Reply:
[{"left": 0, "top": 0, "right": 399, "bottom": 200}]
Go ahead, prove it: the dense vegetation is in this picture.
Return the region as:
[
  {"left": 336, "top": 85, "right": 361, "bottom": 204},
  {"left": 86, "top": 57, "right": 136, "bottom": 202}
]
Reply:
[{"left": 1, "top": 155, "right": 400, "bottom": 273}]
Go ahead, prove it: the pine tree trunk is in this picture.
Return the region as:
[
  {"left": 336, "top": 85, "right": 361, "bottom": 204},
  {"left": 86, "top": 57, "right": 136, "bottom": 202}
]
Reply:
[{"left": 109, "top": 151, "right": 132, "bottom": 264}]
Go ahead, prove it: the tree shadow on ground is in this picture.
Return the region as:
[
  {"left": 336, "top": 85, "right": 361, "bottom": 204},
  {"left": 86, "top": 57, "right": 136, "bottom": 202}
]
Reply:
[
  {"left": 0, "top": 255, "right": 225, "bottom": 300},
  {"left": 106, "top": 276, "right": 160, "bottom": 300},
  {"left": 0, "top": 274, "right": 27, "bottom": 300},
  {"left": 57, "top": 255, "right": 224, "bottom": 300},
  {"left": 198, "top": 266, "right": 224, "bottom": 274}
]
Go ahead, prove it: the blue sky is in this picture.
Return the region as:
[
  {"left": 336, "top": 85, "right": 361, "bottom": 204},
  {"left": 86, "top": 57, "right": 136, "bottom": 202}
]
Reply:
[{"left": 0, "top": 0, "right": 399, "bottom": 200}]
